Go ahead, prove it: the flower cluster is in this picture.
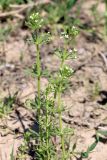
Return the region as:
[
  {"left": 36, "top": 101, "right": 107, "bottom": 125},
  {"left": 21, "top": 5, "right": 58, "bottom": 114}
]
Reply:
[
  {"left": 60, "top": 65, "right": 74, "bottom": 78},
  {"left": 69, "top": 48, "right": 77, "bottom": 59},
  {"left": 60, "top": 26, "right": 79, "bottom": 42},
  {"left": 55, "top": 47, "right": 77, "bottom": 61},
  {"left": 60, "top": 32, "right": 69, "bottom": 39},
  {"left": 27, "top": 12, "right": 44, "bottom": 30},
  {"left": 70, "top": 26, "right": 79, "bottom": 37}
]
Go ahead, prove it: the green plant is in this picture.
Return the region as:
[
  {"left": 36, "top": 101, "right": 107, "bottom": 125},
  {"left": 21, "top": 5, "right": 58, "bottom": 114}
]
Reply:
[
  {"left": 0, "top": 26, "right": 12, "bottom": 60},
  {"left": 90, "top": 0, "right": 107, "bottom": 36},
  {"left": 39, "top": 0, "right": 78, "bottom": 26},
  {"left": 0, "top": 0, "right": 11, "bottom": 10},
  {"left": 0, "top": 26, "right": 11, "bottom": 41},
  {"left": 25, "top": 12, "right": 79, "bottom": 160},
  {"left": 0, "top": 93, "right": 17, "bottom": 118},
  {"left": 91, "top": 1, "right": 100, "bottom": 25},
  {"left": 52, "top": 28, "right": 78, "bottom": 159},
  {"left": 81, "top": 129, "right": 107, "bottom": 158},
  {"left": 81, "top": 138, "right": 98, "bottom": 159},
  {"left": 92, "top": 82, "right": 100, "bottom": 100},
  {"left": 26, "top": 12, "right": 54, "bottom": 159},
  {"left": 16, "top": 10, "right": 107, "bottom": 160}
]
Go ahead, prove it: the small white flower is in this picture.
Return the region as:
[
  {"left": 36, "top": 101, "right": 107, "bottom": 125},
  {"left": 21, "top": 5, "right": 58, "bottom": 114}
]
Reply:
[
  {"left": 65, "top": 66, "right": 69, "bottom": 70},
  {"left": 72, "top": 26, "right": 76, "bottom": 29},
  {"left": 41, "top": 19, "right": 43, "bottom": 22},
  {"left": 69, "top": 49, "right": 73, "bottom": 53},
  {"left": 65, "top": 34, "right": 69, "bottom": 39},
  {"left": 36, "top": 12, "right": 39, "bottom": 15},
  {"left": 32, "top": 13, "right": 35, "bottom": 17},
  {"left": 74, "top": 48, "right": 77, "bottom": 52}
]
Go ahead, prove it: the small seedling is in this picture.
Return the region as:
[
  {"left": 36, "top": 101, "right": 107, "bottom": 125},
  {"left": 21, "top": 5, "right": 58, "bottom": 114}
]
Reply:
[
  {"left": 81, "top": 129, "right": 107, "bottom": 159},
  {"left": 0, "top": 26, "right": 11, "bottom": 42},
  {"left": 0, "top": 92, "right": 17, "bottom": 118},
  {"left": 90, "top": 0, "right": 107, "bottom": 37},
  {"left": 91, "top": 2, "right": 100, "bottom": 25},
  {"left": 40, "top": 0, "right": 78, "bottom": 26},
  {"left": 92, "top": 82, "right": 100, "bottom": 100}
]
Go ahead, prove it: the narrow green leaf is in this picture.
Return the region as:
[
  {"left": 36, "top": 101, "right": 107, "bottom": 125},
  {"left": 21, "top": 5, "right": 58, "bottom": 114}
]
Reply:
[
  {"left": 72, "top": 142, "right": 77, "bottom": 151},
  {"left": 81, "top": 152, "right": 89, "bottom": 158},
  {"left": 63, "top": 127, "right": 74, "bottom": 135},
  {"left": 87, "top": 140, "right": 98, "bottom": 152},
  {"left": 81, "top": 140, "right": 98, "bottom": 158},
  {"left": 67, "top": 0, "right": 78, "bottom": 10},
  {"left": 97, "top": 130, "right": 107, "bottom": 137}
]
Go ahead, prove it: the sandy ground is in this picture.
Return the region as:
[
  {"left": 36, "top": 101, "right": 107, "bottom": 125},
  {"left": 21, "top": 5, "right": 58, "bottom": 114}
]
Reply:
[{"left": 0, "top": 0, "right": 107, "bottom": 159}]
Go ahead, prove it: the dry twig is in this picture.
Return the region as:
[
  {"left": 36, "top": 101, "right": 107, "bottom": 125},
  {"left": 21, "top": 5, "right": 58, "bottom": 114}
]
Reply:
[
  {"left": 99, "top": 52, "right": 107, "bottom": 67},
  {"left": 0, "top": 0, "right": 51, "bottom": 19}
]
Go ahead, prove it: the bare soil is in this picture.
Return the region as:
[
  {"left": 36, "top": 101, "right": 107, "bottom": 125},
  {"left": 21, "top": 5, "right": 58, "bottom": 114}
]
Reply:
[{"left": 0, "top": 0, "right": 107, "bottom": 160}]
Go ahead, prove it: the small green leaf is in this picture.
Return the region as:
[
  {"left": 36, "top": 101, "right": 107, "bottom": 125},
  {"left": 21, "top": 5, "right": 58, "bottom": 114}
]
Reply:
[
  {"left": 67, "top": 0, "right": 78, "bottom": 10},
  {"left": 81, "top": 152, "right": 89, "bottom": 158},
  {"left": 81, "top": 140, "right": 98, "bottom": 158},
  {"left": 97, "top": 130, "right": 107, "bottom": 137},
  {"left": 63, "top": 127, "right": 74, "bottom": 135},
  {"left": 72, "top": 142, "right": 77, "bottom": 151},
  {"left": 87, "top": 140, "right": 98, "bottom": 152},
  {"left": 24, "top": 68, "right": 37, "bottom": 77}
]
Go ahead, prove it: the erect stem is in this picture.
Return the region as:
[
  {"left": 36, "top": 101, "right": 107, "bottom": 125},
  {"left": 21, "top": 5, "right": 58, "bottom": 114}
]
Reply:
[
  {"left": 35, "top": 42, "right": 43, "bottom": 144},
  {"left": 36, "top": 43, "right": 41, "bottom": 117},
  {"left": 57, "top": 60, "right": 65, "bottom": 160},
  {"left": 57, "top": 89, "right": 65, "bottom": 160}
]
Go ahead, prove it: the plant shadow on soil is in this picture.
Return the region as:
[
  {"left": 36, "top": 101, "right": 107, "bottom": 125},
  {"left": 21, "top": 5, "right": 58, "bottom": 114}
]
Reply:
[{"left": 97, "top": 90, "right": 107, "bottom": 105}]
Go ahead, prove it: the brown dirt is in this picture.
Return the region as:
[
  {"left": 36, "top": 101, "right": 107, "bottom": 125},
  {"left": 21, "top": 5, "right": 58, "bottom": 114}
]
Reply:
[{"left": 0, "top": 0, "right": 107, "bottom": 160}]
